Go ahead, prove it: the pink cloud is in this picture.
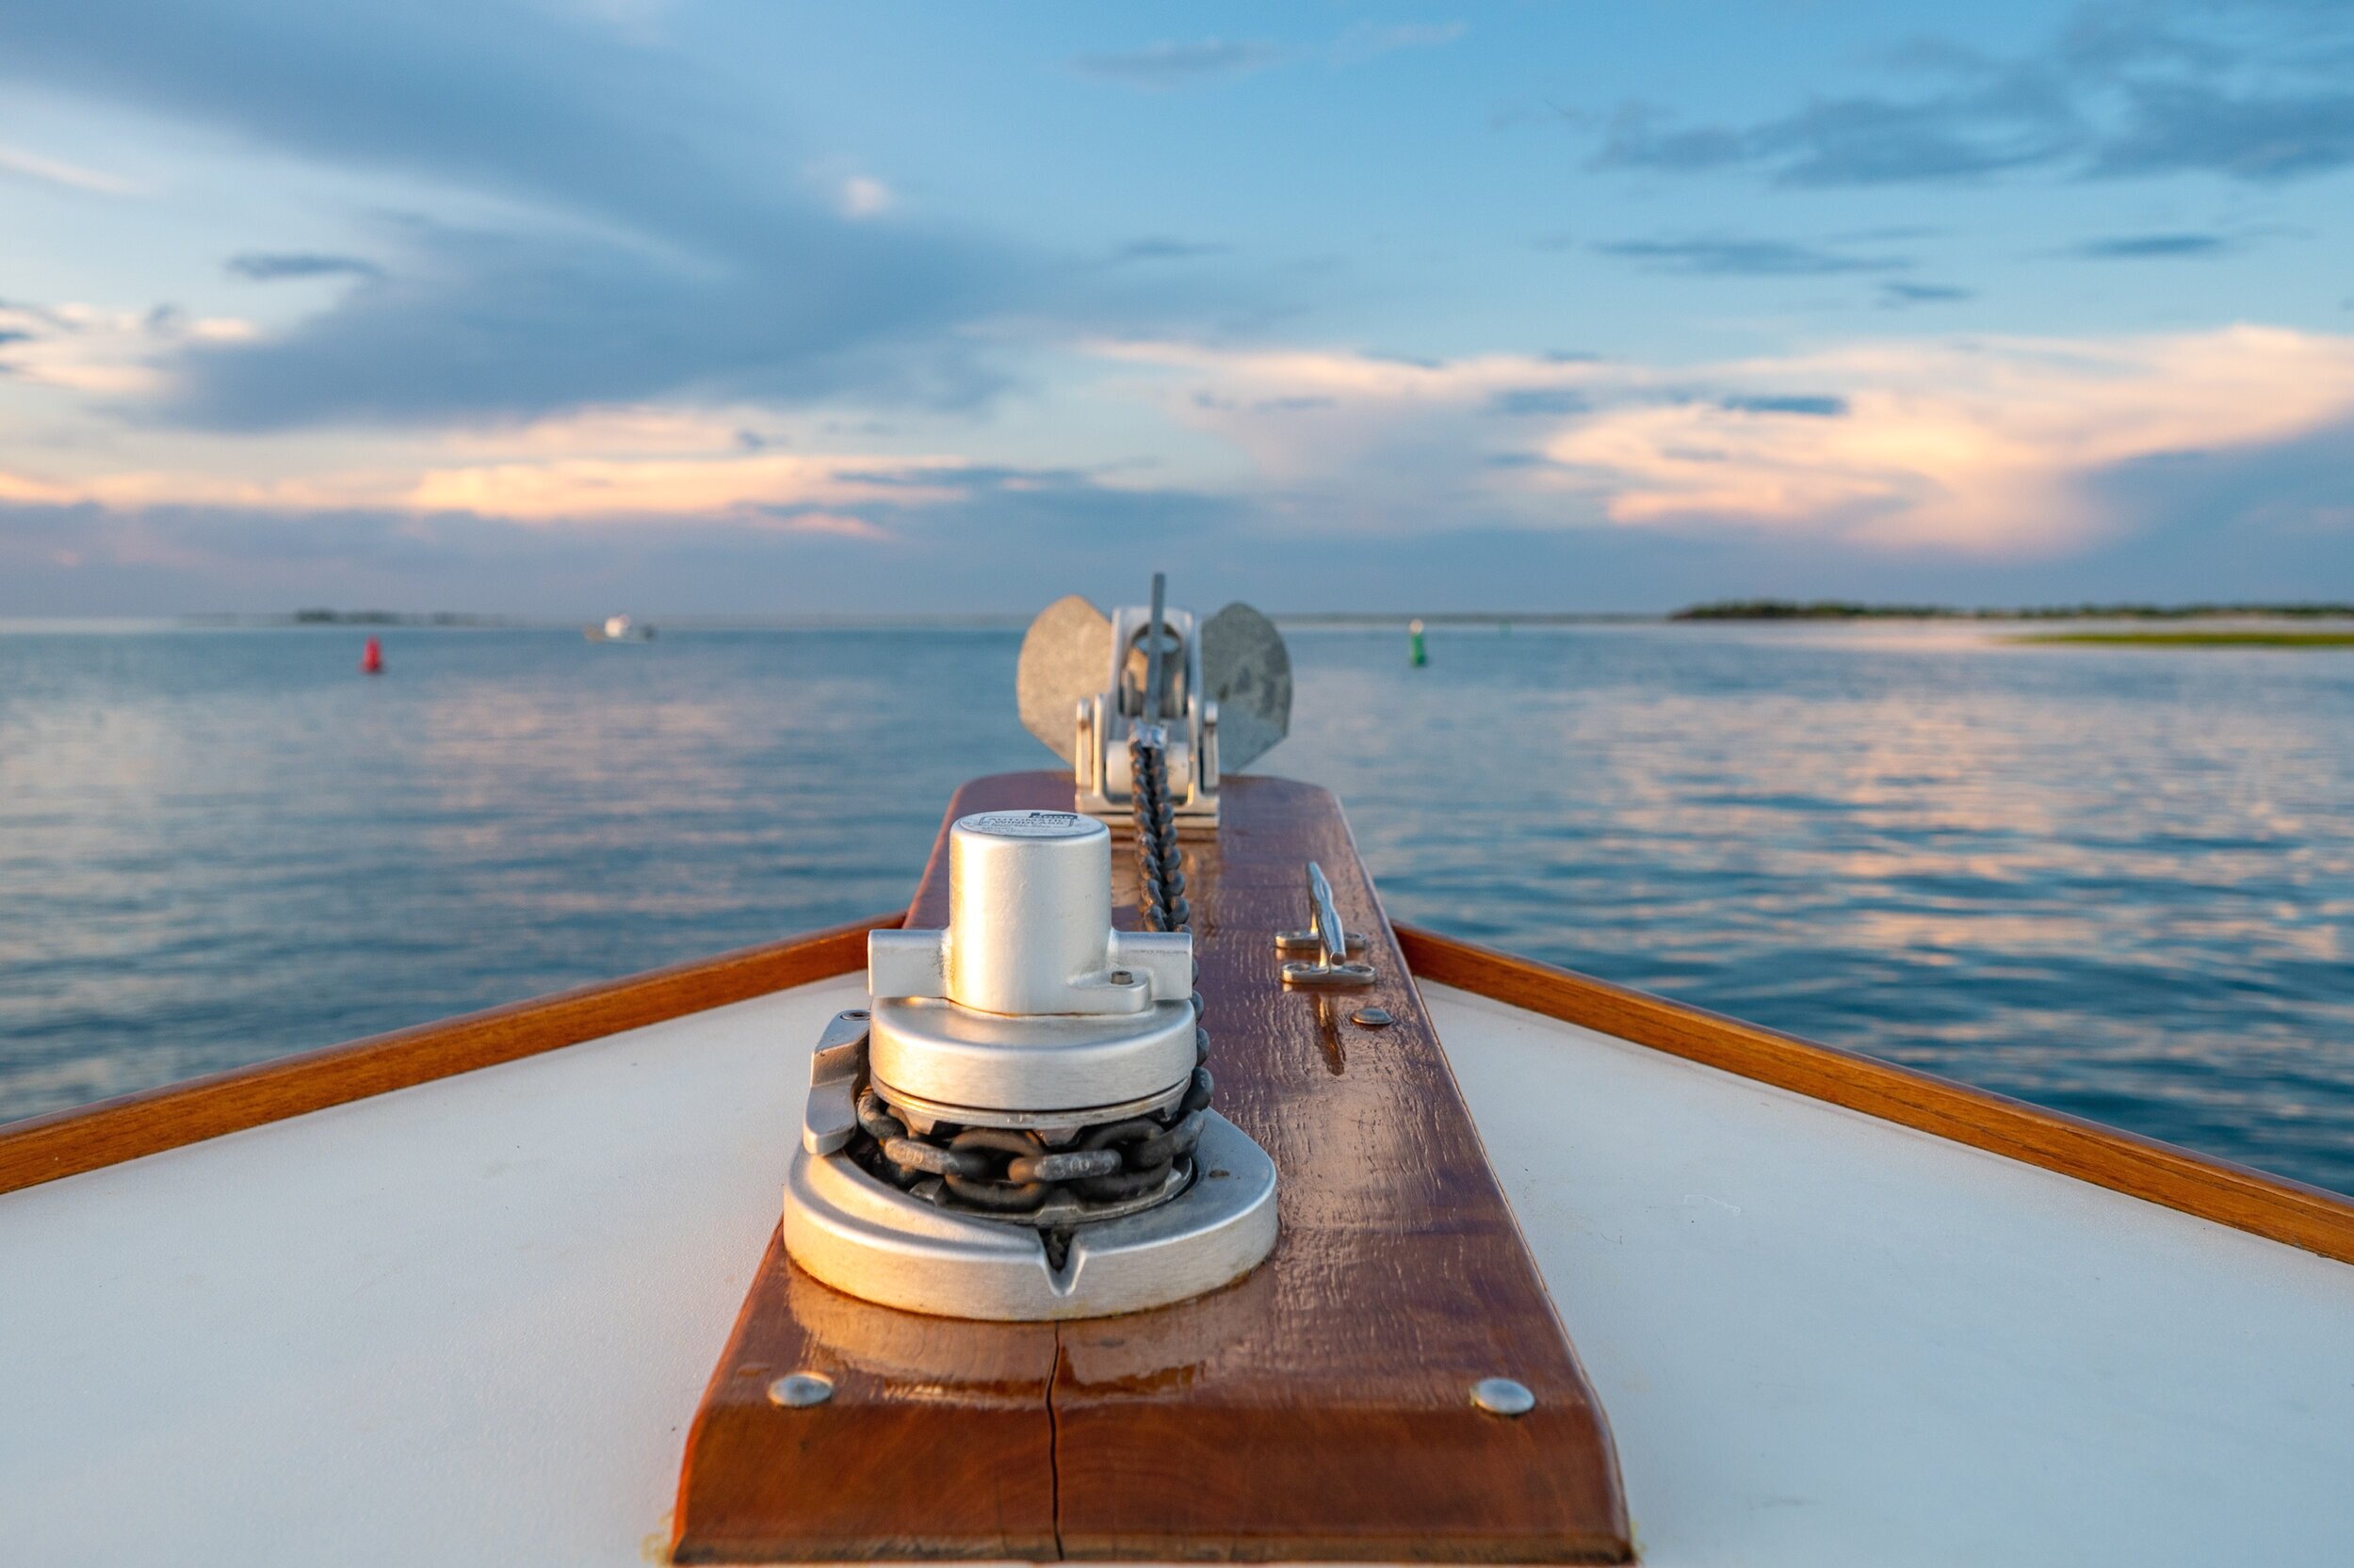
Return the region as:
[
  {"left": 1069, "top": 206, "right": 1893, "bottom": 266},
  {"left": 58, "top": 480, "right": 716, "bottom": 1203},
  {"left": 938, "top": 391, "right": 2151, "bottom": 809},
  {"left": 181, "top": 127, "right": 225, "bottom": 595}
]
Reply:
[
  {"left": 1096, "top": 326, "right": 2354, "bottom": 554},
  {"left": 772, "top": 510, "right": 889, "bottom": 541}
]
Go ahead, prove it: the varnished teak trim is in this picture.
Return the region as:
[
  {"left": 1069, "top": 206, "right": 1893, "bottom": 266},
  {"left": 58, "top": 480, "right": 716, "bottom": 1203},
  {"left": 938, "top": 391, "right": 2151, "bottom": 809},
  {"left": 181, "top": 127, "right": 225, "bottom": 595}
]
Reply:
[
  {"left": 1396, "top": 923, "right": 2354, "bottom": 1268},
  {"left": 0, "top": 912, "right": 897, "bottom": 1198}
]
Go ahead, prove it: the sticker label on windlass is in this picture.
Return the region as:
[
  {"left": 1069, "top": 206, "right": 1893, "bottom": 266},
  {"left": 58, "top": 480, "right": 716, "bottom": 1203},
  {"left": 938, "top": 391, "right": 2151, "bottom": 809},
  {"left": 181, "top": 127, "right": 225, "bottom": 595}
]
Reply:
[{"left": 960, "top": 810, "right": 1098, "bottom": 838}]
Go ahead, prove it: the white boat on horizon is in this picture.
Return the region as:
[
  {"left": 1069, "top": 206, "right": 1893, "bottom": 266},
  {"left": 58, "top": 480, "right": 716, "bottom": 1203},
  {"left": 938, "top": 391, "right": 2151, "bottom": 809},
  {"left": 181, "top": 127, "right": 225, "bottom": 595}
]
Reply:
[
  {"left": 2, "top": 579, "right": 2348, "bottom": 1567},
  {"left": 586, "top": 612, "right": 657, "bottom": 641}
]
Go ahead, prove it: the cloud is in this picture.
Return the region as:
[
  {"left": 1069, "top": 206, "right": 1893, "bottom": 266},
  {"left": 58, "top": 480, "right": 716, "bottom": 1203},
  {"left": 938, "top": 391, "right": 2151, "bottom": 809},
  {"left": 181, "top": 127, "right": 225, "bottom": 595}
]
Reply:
[
  {"left": 0, "top": 461, "right": 1277, "bottom": 617},
  {"left": 0, "top": 0, "right": 1033, "bottom": 429},
  {"left": 836, "top": 175, "right": 894, "bottom": 218},
  {"left": 1070, "top": 39, "right": 1284, "bottom": 89},
  {"left": 1332, "top": 22, "right": 1467, "bottom": 65},
  {"left": 1586, "top": 2, "right": 2354, "bottom": 187},
  {"left": 0, "top": 439, "right": 967, "bottom": 525},
  {"left": 0, "top": 299, "right": 254, "bottom": 395},
  {"left": 404, "top": 452, "right": 962, "bottom": 522},
  {"left": 0, "top": 141, "right": 144, "bottom": 195},
  {"left": 1553, "top": 329, "right": 2354, "bottom": 550},
  {"left": 777, "top": 510, "right": 888, "bottom": 541},
  {"left": 226, "top": 251, "right": 387, "bottom": 282},
  {"left": 1110, "top": 236, "right": 1230, "bottom": 264},
  {"left": 1717, "top": 394, "right": 1847, "bottom": 417},
  {"left": 22, "top": 430, "right": 2354, "bottom": 617},
  {"left": 1095, "top": 325, "right": 2354, "bottom": 554},
  {"left": 1595, "top": 234, "right": 1909, "bottom": 277},
  {"left": 1487, "top": 387, "right": 1590, "bottom": 417},
  {"left": 158, "top": 218, "right": 1018, "bottom": 430},
  {"left": 28, "top": 323, "right": 2354, "bottom": 574},
  {"left": 1879, "top": 281, "right": 1975, "bottom": 308},
  {"left": 0, "top": 2, "right": 743, "bottom": 234},
  {"left": 2090, "top": 80, "right": 2354, "bottom": 182},
  {"left": 2065, "top": 231, "right": 2232, "bottom": 260},
  {"left": 1071, "top": 22, "right": 1462, "bottom": 89},
  {"left": 436, "top": 405, "right": 782, "bottom": 456},
  {"left": 1591, "top": 89, "right": 2077, "bottom": 186}
]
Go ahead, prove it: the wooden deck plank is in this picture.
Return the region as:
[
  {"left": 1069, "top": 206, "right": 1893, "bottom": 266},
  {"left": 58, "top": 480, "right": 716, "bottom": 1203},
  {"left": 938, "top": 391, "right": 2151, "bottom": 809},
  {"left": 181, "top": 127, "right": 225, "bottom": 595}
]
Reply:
[
  {"left": 672, "top": 772, "right": 1631, "bottom": 1562},
  {"left": 670, "top": 1235, "right": 1062, "bottom": 1563},
  {"left": 1046, "top": 772, "right": 1628, "bottom": 1562}
]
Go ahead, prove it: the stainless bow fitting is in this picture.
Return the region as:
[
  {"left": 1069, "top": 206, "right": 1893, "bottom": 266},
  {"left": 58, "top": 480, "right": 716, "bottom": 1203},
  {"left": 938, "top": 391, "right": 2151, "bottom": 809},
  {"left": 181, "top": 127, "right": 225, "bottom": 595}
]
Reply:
[
  {"left": 782, "top": 809, "right": 1279, "bottom": 1319},
  {"left": 1079, "top": 601, "right": 1217, "bottom": 823},
  {"left": 1015, "top": 584, "right": 1293, "bottom": 830}
]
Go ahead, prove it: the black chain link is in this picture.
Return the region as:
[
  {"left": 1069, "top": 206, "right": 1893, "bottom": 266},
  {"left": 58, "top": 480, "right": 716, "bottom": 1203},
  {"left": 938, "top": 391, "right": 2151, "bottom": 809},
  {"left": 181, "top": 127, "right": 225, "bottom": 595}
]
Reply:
[
  {"left": 852, "top": 1047, "right": 1213, "bottom": 1218},
  {"left": 852, "top": 729, "right": 1215, "bottom": 1222},
  {"left": 1130, "top": 726, "right": 1190, "bottom": 932}
]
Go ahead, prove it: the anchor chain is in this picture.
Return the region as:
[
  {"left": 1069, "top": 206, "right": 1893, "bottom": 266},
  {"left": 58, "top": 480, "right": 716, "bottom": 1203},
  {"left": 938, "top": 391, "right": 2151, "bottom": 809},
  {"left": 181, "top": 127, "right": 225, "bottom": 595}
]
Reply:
[
  {"left": 1130, "top": 725, "right": 1190, "bottom": 932},
  {"left": 850, "top": 1042, "right": 1213, "bottom": 1219}
]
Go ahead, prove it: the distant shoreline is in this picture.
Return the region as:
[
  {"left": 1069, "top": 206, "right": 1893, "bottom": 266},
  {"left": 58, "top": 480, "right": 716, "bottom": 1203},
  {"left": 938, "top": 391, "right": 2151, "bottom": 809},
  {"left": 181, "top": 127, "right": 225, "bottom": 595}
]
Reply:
[
  {"left": 184, "top": 610, "right": 510, "bottom": 628},
  {"left": 1670, "top": 599, "right": 2354, "bottom": 622},
  {"left": 2014, "top": 630, "right": 2354, "bottom": 648}
]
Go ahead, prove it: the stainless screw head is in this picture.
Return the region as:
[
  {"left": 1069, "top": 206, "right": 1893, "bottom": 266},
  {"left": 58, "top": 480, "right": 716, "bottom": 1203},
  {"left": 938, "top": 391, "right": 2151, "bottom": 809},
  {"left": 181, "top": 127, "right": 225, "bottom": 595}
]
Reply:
[
  {"left": 1350, "top": 1006, "right": 1394, "bottom": 1027},
  {"left": 768, "top": 1371, "right": 834, "bottom": 1408},
  {"left": 1470, "top": 1376, "right": 1535, "bottom": 1416}
]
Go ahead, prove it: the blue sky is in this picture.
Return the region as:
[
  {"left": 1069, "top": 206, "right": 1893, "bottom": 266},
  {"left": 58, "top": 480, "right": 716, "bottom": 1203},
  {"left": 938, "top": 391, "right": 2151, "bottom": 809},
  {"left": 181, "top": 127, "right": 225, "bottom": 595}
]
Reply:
[{"left": 4, "top": 0, "right": 2353, "bottom": 614}]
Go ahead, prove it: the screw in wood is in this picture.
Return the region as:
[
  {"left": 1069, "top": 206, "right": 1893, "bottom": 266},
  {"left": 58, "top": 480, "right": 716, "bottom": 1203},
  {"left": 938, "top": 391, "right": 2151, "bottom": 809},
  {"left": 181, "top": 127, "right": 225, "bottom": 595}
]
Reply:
[
  {"left": 769, "top": 1372, "right": 835, "bottom": 1408},
  {"left": 1470, "top": 1377, "right": 1535, "bottom": 1416}
]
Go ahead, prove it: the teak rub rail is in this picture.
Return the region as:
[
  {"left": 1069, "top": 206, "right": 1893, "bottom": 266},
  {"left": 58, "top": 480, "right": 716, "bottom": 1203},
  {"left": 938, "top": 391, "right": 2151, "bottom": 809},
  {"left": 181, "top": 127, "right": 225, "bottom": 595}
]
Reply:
[
  {"left": 0, "top": 912, "right": 895, "bottom": 1197},
  {"left": 1396, "top": 923, "right": 2354, "bottom": 1269}
]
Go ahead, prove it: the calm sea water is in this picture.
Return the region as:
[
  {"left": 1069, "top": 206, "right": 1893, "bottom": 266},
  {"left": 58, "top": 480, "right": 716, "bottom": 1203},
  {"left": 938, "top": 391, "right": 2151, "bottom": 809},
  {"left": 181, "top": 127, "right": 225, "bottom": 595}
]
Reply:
[{"left": 4, "top": 621, "right": 2351, "bottom": 1194}]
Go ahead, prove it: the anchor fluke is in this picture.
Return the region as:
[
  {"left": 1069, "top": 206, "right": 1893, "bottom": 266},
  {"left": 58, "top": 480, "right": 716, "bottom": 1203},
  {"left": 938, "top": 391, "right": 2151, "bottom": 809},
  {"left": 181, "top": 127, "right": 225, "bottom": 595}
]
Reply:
[{"left": 1015, "top": 586, "right": 1291, "bottom": 821}]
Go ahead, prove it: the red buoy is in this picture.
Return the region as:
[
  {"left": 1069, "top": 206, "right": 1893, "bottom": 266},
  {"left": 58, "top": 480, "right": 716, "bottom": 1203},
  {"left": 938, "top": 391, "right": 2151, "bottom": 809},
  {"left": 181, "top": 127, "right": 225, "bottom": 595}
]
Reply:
[{"left": 361, "top": 637, "right": 383, "bottom": 675}]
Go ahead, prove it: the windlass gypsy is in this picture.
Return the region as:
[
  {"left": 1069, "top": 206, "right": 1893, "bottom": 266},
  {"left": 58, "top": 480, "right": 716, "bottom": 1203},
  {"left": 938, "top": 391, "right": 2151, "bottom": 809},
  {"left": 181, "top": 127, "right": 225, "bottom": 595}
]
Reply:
[{"left": 780, "top": 807, "right": 1277, "bottom": 1319}]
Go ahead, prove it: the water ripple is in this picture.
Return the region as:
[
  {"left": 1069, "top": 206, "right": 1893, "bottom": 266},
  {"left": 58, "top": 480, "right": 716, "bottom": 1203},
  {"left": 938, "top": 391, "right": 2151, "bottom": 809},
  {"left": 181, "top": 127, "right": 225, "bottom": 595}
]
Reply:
[{"left": 3, "top": 621, "right": 2351, "bottom": 1194}]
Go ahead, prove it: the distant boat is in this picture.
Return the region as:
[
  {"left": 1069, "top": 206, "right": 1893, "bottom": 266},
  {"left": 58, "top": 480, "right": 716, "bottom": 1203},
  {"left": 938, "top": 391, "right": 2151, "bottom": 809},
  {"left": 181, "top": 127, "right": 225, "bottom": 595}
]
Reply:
[{"left": 584, "top": 613, "right": 655, "bottom": 642}]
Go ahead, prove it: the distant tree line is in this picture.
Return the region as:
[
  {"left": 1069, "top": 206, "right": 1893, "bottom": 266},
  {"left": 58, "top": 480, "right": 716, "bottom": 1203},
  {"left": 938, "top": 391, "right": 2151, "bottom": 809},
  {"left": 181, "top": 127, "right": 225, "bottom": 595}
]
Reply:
[
  {"left": 1671, "top": 599, "right": 2354, "bottom": 622},
  {"left": 287, "top": 609, "right": 493, "bottom": 625}
]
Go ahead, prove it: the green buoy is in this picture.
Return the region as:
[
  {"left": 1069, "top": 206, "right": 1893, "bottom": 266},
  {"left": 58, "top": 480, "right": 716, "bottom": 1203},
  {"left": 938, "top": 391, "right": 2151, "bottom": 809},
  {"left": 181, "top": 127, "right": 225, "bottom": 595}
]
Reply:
[{"left": 1408, "top": 618, "right": 1427, "bottom": 668}]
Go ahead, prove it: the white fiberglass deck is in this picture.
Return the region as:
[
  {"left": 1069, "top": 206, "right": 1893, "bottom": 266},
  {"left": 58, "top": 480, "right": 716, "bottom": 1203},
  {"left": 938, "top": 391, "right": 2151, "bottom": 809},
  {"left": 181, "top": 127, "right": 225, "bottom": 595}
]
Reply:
[
  {"left": 1426, "top": 981, "right": 2354, "bottom": 1568},
  {"left": 0, "top": 977, "right": 869, "bottom": 1567},
  {"left": 1, "top": 971, "right": 2349, "bottom": 1566}
]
